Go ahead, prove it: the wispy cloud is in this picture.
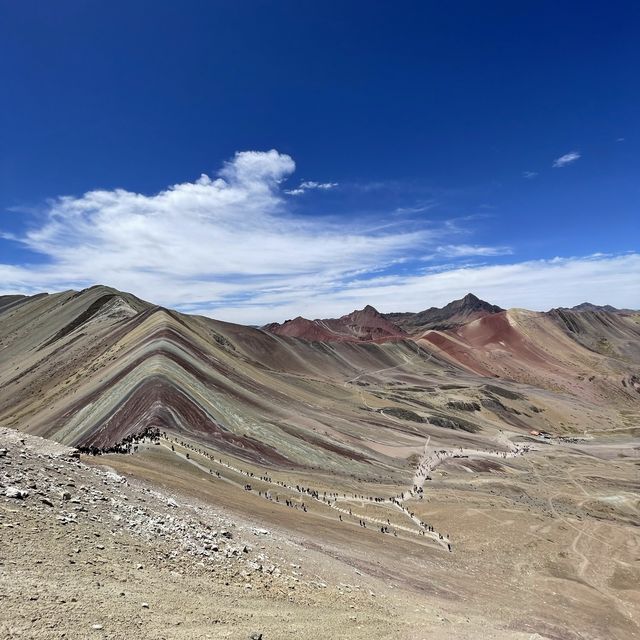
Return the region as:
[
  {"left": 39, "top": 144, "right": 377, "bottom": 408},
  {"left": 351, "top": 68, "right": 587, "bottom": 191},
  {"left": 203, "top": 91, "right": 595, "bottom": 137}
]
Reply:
[
  {"left": 284, "top": 180, "right": 338, "bottom": 196},
  {"left": 393, "top": 201, "right": 438, "bottom": 215},
  {"left": 552, "top": 151, "right": 581, "bottom": 168},
  {"left": 425, "top": 244, "right": 513, "bottom": 259},
  {"left": 522, "top": 171, "right": 538, "bottom": 179},
  {"left": 169, "top": 253, "right": 640, "bottom": 323},
  {"left": 0, "top": 150, "right": 441, "bottom": 316}
]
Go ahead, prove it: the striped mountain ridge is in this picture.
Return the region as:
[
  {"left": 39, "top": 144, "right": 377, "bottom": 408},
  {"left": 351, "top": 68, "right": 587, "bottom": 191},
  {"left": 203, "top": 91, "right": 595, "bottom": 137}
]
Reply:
[
  {"left": 1, "top": 286, "right": 638, "bottom": 473},
  {"left": 0, "top": 287, "right": 462, "bottom": 473}
]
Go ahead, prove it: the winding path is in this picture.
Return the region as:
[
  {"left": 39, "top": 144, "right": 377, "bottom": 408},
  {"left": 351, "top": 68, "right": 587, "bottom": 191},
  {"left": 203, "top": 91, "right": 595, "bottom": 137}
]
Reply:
[
  {"left": 159, "top": 427, "right": 531, "bottom": 554},
  {"left": 160, "top": 438, "right": 447, "bottom": 547}
]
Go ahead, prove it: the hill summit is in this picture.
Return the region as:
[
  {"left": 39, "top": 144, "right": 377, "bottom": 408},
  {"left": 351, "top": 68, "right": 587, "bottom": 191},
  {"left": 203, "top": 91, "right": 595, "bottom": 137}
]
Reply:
[
  {"left": 384, "top": 293, "right": 504, "bottom": 333},
  {"left": 263, "top": 304, "right": 405, "bottom": 342}
]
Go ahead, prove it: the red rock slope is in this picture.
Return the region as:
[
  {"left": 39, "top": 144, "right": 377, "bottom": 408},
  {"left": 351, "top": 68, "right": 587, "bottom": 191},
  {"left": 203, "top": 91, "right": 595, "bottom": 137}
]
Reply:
[{"left": 263, "top": 305, "right": 406, "bottom": 342}]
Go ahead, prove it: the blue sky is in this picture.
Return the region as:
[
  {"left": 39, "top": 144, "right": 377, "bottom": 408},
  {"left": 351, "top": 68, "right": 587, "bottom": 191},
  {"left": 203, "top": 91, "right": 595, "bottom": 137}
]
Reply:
[{"left": 1, "top": 1, "right": 638, "bottom": 323}]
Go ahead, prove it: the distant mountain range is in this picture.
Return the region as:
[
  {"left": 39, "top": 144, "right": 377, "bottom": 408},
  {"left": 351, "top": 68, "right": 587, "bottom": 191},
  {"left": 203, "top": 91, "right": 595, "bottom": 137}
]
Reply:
[
  {"left": 555, "top": 302, "right": 636, "bottom": 314},
  {"left": 263, "top": 294, "right": 637, "bottom": 343},
  {"left": 262, "top": 304, "right": 405, "bottom": 342},
  {"left": 263, "top": 293, "right": 504, "bottom": 342},
  {"left": 385, "top": 293, "right": 504, "bottom": 333},
  {"left": 1, "top": 286, "right": 638, "bottom": 456}
]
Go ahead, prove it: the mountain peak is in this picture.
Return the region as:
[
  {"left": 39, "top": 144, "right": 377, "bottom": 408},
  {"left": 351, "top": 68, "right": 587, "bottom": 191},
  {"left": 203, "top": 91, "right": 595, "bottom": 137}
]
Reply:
[
  {"left": 569, "top": 302, "right": 619, "bottom": 313},
  {"left": 443, "top": 293, "right": 502, "bottom": 315},
  {"left": 263, "top": 304, "right": 403, "bottom": 342},
  {"left": 384, "top": 294, "right": 503, "bottom": 333},
  {"left": 346, "top": 304, "right": 383, "bottom": 319}
]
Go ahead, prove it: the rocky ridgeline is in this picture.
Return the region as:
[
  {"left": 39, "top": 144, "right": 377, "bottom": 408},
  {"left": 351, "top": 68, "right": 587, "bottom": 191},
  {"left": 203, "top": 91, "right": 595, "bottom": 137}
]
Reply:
[{"left": 0, "top": 427, "right": 291, "bottom": 587}]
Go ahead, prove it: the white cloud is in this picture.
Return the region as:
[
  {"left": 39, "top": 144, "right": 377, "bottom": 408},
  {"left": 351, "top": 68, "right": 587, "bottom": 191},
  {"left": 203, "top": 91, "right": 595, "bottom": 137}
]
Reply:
[
  {"left": 198, "top": 253, "right": 639, "bottom": 324},
  {"left": 285, "top": 180, "right": 338, "bottom": 195},
  {"left": 522, "top": 171, "right": 538, "bottom": 179},
  {"left": 0, "top": 150, "right": 431, "bottom": 313},
  {"left": 552, "top": 151, "right": 581, "bottom": 168},
  {"left": 333, "top": 253, "right": 640, "bottom": 312},
  {"left": 2, "top": 150, "right": 636, "bottom": 325}
]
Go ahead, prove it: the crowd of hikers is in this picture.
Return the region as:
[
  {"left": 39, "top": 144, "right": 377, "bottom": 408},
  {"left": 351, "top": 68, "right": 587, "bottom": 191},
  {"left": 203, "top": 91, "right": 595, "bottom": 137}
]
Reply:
[
  {"left": 77, "top": 429, "right": 533, "bottom": 554},
  {"left": 162, "top": 435, "right": 455, "bottom": 549},
  {"left": 77, "top": 427, "right": 161, "bottom": 455}
]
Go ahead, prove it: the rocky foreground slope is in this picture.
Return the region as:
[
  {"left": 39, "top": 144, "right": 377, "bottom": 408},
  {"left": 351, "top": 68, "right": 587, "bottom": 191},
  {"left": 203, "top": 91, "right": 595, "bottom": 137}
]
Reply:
[{"left": 1, "top": 427, "right": 415, "bottom": 639}]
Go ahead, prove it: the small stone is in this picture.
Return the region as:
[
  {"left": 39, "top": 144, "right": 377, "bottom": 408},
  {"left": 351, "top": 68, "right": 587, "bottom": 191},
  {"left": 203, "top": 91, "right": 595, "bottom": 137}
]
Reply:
[
  {"left": 61, "top": 491, "right": 72, "bottom": 501},
  {"left": 5, "top": 487, "right": 28, "bottom": 499},
  {"left": 167, "top": 498, "right": 179, "bottom": 508},
  {"left": 91, "top": 624, "right": 103, "bottom": 630},
  {"left": 141, "top": 602, "right": 149, "bottom": 609},
  {"left": 249, "top": 633, "right": 263, "bottom": 640},
  {"left": 41, "top": 497, "right": 54, "bottom": 507}
]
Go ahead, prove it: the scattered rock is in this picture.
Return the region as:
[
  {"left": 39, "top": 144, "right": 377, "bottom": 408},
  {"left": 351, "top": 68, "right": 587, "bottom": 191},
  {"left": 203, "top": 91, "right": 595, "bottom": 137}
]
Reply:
[{"left": 5, "top": 487, "right": 28, "bottom": 499}]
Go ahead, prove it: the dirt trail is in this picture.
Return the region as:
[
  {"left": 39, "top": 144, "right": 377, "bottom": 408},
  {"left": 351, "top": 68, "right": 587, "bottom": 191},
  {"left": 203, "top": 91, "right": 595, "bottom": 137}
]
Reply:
[
  {"left": 162, "top": 430, "right": 533, "bottom": 555},
  {"left": 161, "top": 439, "right": 447, "bottom": 547}
]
